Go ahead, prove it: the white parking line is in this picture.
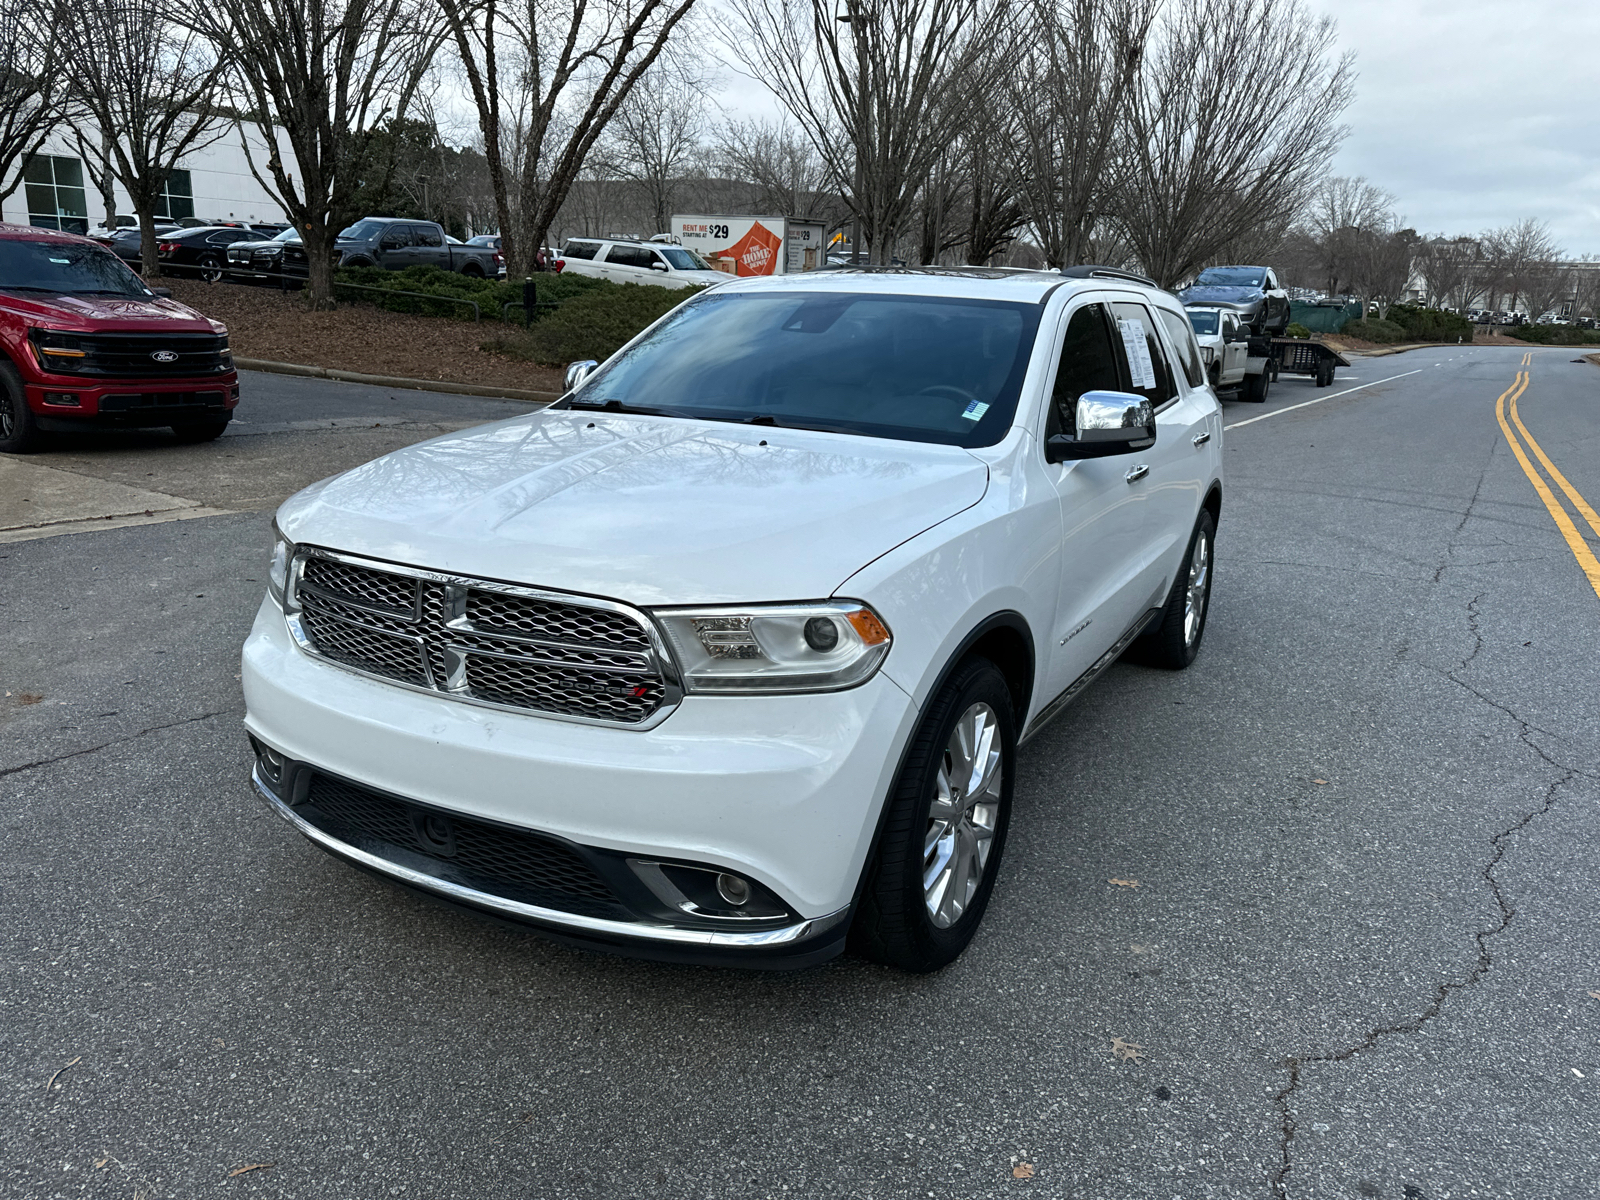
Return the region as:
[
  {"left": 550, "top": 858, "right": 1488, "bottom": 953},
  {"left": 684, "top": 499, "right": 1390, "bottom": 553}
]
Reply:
[{"left": 1224, "top": 370, "right": 1425, "bottom": 430}]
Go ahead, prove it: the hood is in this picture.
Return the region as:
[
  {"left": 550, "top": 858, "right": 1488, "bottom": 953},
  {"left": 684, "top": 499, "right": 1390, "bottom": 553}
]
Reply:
[
  {"left": 276, "top": 410, "right": 990, "bottom": 605},
  {"left": 1180, "top": 284, "right": 1262, "bottom": 307},
  {"left": 0, "top": 290, "right": 223, "bottom": 332}
]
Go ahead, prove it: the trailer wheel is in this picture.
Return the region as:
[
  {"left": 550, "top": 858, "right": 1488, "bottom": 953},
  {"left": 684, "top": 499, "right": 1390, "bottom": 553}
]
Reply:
[{"left": 1316, "top": 360, "right": 1335, "bottom": 388}]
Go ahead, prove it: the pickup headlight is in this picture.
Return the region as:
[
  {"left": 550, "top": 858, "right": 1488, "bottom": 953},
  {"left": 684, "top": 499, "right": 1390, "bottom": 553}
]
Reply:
[
  {"left": 268, "top": 521, "right": 295, "bottom": 607},
  {"left": 29, "top": 329, "right": 89, "bottom": 373},
  {"left": 654, "top": 601, "right": 891, "bottom": 693}
]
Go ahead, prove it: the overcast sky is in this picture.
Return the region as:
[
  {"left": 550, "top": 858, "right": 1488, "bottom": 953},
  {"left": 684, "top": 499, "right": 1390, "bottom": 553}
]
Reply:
[{"left": 713, "top": 0, "right": 1600, "bottom": 257}]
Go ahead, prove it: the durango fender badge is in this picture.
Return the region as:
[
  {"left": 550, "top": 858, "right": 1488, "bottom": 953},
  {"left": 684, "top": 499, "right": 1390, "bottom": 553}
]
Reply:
[{"left": 150, "top": 350, "right": 179, "bottom": 363}]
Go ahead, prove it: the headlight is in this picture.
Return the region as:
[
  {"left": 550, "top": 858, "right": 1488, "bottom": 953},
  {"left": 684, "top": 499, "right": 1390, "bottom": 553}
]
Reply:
[
  {"left": 268, "top": 521, "right": 295, "bottom": 607},
  {"left": 29, "top": 329, "right": 89, "bottom": 373},
  {"left": 653, "top": 601, "right": 891, "bottom": 693}
]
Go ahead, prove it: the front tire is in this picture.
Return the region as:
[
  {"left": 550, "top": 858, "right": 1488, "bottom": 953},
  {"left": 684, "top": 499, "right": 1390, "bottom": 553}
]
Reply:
[
  {"left": 171, "top": 417, "right": 230, "bottom": 443},
  {"left": 196, "top": 253, "right": 224, "bottom": 283},
  {"left": 850, "top": 657, "right": 1015, "bottom": 973},
  {"left": 1132, "top": 508, "right": 1215, "bottom": 670},
  {"left": 0, "top": 360, "right": 44, "bottom": 453}
]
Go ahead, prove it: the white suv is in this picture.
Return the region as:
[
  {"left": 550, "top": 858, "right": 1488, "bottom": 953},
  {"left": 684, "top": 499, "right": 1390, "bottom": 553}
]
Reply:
[
  {"left": 556, "top": 237, "right": 726, "bottom": 289},
  {"left": 242, "top": 266, "right": 1223, "bottom": 972}
]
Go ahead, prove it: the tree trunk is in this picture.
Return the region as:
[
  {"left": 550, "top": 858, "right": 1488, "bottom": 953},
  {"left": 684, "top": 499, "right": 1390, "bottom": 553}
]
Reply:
[
  {"left": 303, "top": 224, "right": 337, "bottom": 311},
  {"left": 135, "top": 204, "right": 159, "bottom": 280}
]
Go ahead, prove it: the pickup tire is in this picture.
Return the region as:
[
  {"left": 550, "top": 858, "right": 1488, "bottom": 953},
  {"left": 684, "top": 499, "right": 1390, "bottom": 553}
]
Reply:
[
  {"left": 342, "top": 256, "right": 375, "bottom": 269},
  {"left": 0, "top": 359, "right": 43, "bottom": 454},
  {"left": 850, "top": 656, "right": 1015, "bottom": 973},
  {"left": 1243, "top": 364, "right": 1270, "bottom": 403},
  {"left": 460, "top": 262, "right": 485, "bottom": 279},
  {"left": 171, "top": 417, "right": 230, "bottom": 443}
]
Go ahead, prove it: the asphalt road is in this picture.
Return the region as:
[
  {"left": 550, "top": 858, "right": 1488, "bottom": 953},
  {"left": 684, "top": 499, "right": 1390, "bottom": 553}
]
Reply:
[{"left": 3, "top": 348, "right": 1598, "bottom": 1200}]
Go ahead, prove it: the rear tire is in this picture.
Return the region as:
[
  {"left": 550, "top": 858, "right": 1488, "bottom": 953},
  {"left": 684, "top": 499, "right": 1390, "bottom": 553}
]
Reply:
[
  {"left": 461, "top": 262, "right": 485, "bottom": 279},
  {"left": 196, "top": 253, "right": 224, "bottom": 283},
  {"left": 171, "top": 417, "right": 230, "bottom": 443},
  {"left": 1131, "top": 509, "right": 1215, "bottom": 670},
  {"left": 0, "top": 360, "right": 44, "bottom": 454},
  {"left": 850, "top": 657, "right": 1015, "bottom": 973},
  {"left": 1244, "top": 365, "right": 1270, "bottom": 403}
]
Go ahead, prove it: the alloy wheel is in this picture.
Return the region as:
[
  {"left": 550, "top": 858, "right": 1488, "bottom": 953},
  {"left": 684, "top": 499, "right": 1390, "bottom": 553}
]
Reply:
[
  {"left": 0, "top": 387, "right": 14, "bottom": 439},
  {"left": 1184, "top": 530, "right": 1211, "bottom": 647},
  {"left": 923, "top": 701, "right": 1003, "bottom": 928}
]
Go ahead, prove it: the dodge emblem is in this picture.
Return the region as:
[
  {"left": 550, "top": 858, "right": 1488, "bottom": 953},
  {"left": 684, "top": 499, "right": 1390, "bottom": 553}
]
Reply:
[{"left": 150, "top": 350, "right": 179, "bottom": 363}]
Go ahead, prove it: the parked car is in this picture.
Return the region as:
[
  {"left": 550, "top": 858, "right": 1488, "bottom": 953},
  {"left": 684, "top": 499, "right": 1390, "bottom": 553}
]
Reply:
[
  {"left": 466, "top": 235, "right": 501, "bottom": 250},
  {"left": 557, "top": 236, "right": 726, "bottom": 289},
  {"left": 335, "top": 218, "right": 502, "bottom": 277},
  {"left": 91, "top": 222, "right": 180, "bottom": 268},
  {"left": 242, "top": 266, "right": 1224, "bottom": 971},
  {"left": 0, "top": 224, "right": 239, "bottom": 452},
  {"left": 1186, "top": 306, "right": 1268, "bottom": 400},
  {"left": 225, "top": 227, "right": 302, "bottom": 282},
  {"left": 1178, "top": 266, "right": 1291, "bottom": 334},
  {"left": 157, "top": 225, "right": 272, "bottom": 281}
]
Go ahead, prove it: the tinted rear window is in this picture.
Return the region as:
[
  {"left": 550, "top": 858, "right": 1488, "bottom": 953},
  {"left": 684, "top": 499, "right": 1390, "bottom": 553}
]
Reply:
[
  {"left": 562, "top": 240, "right": 600, "bottom": 260},
  {"left": 574, "top": 291, "right": 1042, "bottom": 447}
]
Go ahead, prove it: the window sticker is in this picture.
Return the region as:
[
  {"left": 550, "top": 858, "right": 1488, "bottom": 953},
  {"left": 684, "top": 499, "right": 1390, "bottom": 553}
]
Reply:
[
  {"left": 962, "top": 399, "right": 990, "bottom": 421},
  {"left": 1118, "top": 318, "right": 1158, "bottom": 390}
]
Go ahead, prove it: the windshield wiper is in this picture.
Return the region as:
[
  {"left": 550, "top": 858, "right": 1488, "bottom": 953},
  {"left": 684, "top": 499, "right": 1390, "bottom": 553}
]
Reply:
[{"left": 564, "top": 397, "right": 681, "bottom": 417}]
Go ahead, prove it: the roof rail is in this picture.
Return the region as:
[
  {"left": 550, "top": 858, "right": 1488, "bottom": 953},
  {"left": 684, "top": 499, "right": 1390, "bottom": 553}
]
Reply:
[{"left": 1059, "top": 264, "right": 1159, "bottom": 288}]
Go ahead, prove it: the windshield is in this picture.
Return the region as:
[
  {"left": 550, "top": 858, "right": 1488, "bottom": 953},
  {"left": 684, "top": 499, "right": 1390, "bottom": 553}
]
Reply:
[
  {"left": 572, "top": 291, "right": 1041, "bottom": 447},
  {"left": 338, "top": 220, "right": 387, "bottom": 240},
  {"left": 657, "top": 246, "right": 706, "bottom": 271},
  {"left": 0, "top": 239, "right": 153, "bottom": 297},
  {"left": 273, "top": 228, "right": 301, "bottom": 243},
  {"left": 1195, "top": 268, "right": 1265, "bottom": 288},
  {"left": 1187, "top": 311, "right": 1219, "bottom": 335}
]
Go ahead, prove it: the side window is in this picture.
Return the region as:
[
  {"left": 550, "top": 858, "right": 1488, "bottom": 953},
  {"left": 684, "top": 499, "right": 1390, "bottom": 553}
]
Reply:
[
  {"left": 605, "top": 245, "right": 654, "bottom": 269},
  {"left": 1046, "top": 303, "right": 1124, "bottom": 438},
  {"left": 379, "top": 225, "right": 410, "bottom": 247},
  {"left": 562, "top": 240, "right": 599, "bottom": 260},
  {"left": 1110, "top": 301, "right": 1179, "bottom": 407},
  {"left": 1156, "top": 307, "right": 1205, "bottom": 389},
  {"left": 412, "top": 225, "right": 443, "bottom": 248}
]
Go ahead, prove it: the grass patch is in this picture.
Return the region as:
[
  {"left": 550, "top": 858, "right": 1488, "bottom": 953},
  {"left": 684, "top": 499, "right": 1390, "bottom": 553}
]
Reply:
[{"left": 483, "top": 282, "right": 701, "bottom": 366}]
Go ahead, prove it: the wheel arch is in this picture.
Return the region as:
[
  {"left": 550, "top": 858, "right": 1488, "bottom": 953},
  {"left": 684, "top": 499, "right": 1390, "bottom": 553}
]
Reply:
[{"left": 1203, "top": 479, "right": 1222, "bottom": 528}]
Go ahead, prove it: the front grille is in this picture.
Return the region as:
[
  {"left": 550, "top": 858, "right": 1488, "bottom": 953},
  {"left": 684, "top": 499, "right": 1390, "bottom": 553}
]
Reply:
[
  {"left": 98, "top": 390, "right": 227, "bottom": 412},
  {"left": 39, "top": 331, "right": 232, "bottom": 378},
  {"left": 292, "top": 551, "right": 670, "bottom": 725},
  {"left": 302, "top": 772, "right": 626, "bottom": 918}
]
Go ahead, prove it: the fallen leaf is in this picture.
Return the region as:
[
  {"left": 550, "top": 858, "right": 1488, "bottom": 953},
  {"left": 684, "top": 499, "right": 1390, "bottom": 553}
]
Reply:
[
  {"left": 18, "top": 693, "right": 43, "bottom": 706},
  {"left": 227, "top": 1164, "right": 273, "bottom": 1178},
  {"left": 44, "top": 1055, "right": 81, "bottom": 1093},
  {"left": 1312, "top": 779, "right": 1328, "bottom": 785},
  {"left": 1109, "top": 878, "right": 1140, "bottom": 889},
  {"left": 1588, "top": 991, "right": 1600, "bottom": 1001},
  {"left": 1012, "top": 1162, "right": 1035, "bottom": 1179},
  {"left": 1574, "top": 1068, "right": 1586, "bottom": 1078},
  {"left": 94, "top": 1156, "right": 110, "bottom": 1169},
  {"left": 1110, "top": 1036, "right": 1145, "bottom": 1064}
]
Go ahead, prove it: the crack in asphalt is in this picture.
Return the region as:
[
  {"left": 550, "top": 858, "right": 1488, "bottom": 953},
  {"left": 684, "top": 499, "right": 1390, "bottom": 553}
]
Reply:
[{"left": 0, "top": 708, "right": 237, "bottom": 780}]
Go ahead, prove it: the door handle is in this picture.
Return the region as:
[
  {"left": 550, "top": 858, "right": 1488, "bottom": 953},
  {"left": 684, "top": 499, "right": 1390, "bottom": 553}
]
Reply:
[
  {"left": 1192, "top": 431, "right": 1211, "bottom": 447},
  {"left": 1125, "top": 464, "right": 1149, "bottom": 484}
]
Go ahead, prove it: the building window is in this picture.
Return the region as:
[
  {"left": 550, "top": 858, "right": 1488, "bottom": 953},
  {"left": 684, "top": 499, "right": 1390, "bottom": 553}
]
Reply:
[
  {"left": 23, "top": 155, "right": 89, "bottom": 233},
  {"left": 154, "top": 169, "right": 194, "bottom": 221}
]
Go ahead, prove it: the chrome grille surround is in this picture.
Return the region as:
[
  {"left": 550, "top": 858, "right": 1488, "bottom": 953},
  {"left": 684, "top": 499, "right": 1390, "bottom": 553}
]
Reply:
[{"left": 284, "top": 547, "right": 683, "bottom": 729}]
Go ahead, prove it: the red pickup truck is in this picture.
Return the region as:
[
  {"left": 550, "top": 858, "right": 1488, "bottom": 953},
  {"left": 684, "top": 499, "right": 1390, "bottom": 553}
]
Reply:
[{"left": 0, "top": 224, "right": 239, "bottom": 454}]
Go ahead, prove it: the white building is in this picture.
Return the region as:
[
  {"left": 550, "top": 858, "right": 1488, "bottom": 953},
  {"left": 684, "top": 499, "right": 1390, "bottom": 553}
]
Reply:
[{"left": 1, "top": 121, "right": 297, "bottom": 231}]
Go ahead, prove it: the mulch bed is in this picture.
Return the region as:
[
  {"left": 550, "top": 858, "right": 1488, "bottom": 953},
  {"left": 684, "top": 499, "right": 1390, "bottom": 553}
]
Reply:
[{"left": 162, "top": 277, "right": 564, "bottom": 393}]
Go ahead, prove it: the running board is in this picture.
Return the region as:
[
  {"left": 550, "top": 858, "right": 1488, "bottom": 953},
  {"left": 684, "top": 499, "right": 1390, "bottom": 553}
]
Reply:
[{"left": 1019, "top": 605, "right": 1164, "bottom": 745}]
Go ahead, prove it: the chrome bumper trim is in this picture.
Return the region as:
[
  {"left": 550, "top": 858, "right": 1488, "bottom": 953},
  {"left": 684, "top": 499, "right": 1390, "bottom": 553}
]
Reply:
[{"left": 251, "top": 768, "right": 848, "bottom": 950}]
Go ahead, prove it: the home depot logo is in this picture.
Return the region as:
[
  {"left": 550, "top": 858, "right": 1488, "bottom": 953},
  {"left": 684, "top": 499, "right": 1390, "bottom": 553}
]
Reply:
[{"left": 728, "top": 222, "right": 782, "bottom": 276}]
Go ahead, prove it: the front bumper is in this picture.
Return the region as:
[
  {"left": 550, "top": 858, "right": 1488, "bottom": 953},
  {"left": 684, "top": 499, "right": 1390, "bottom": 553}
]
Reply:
[
  {"left": 27, "top": 373, "right": 239, "bottom": 428},
  {"left": 241, "top": 596, "right": 919, "bottom": 962}
]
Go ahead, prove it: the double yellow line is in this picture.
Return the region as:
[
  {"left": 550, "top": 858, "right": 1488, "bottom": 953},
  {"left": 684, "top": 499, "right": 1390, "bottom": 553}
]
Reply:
[{"left": 1494, "top": 358, "right": 1600, "bottom": 600}]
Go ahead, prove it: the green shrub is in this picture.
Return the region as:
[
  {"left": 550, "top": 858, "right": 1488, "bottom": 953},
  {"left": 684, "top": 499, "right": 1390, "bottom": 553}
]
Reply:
[
  {"left": 1507, "top": 323, "right": 1600, "bottom": 345},
  {"left": 484, "top": 282, "right": 702, "bottom": 366},
  {"left": 1340, "top": 317, "right": 1407, "bottom": 343},
  {"left": 332, "top": 264, "right": 609, "bottom": 322},
  {"left": 1284, "top": 322, "right": 1311, "bottom": 339},
  {"left": 1383, "top": 303, "right": 1474, "bottom": 343}
]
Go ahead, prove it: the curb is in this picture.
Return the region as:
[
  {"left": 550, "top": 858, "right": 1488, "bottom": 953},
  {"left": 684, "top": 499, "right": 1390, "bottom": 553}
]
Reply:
[{"left": 233, "top": 357, "right": 561, "bottom": 403}]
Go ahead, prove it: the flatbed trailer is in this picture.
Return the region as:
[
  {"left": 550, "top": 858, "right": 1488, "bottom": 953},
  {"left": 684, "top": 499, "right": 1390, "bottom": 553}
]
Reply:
[{"left": 1269, "top": 338, "right": 1349, "bottom": 387}]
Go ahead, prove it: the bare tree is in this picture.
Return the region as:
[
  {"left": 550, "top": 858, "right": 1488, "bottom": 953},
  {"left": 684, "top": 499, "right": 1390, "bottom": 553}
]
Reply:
[
  {"left": 63, "top": 0, "right": 233, "bottom": 276},
  {"left": 0, "top": 0, "right": 68, "bottom": 205},
  {"left": 1571, "top": 262, "right": 1600, "bottom": 322},
  {"left": 730, "top": 0, "right": 1015, "bottom": 264},
  {"left": 436, "top": 0, "right": 699, "bottom": 274},
  {"left": 1347, "top": 223, "right": 1418, "bottom": 319},
  {"left": 1519, "top": 257, "right": 1572, "bottom": 323},
  {"left": 1481, "top": 219, "right": 1561, "bottom": 315},
  {"left": 1115, "top": 0, "right": 1354, "bottom": 288},
  {"left": 1414, "top": 235, "right": 1478, "bottom": 311},
  {"left": 204, "top": 0, "right": 439, "bottom": 308},
  {"left": 603, "top": 57, "right": 709, "bottom": 235},
  {"left": 1012, "top": 0, "right": 1152, "bottom": 268},
  {"left": 712, "top": 118, "right": 840, "bottom": 222}
]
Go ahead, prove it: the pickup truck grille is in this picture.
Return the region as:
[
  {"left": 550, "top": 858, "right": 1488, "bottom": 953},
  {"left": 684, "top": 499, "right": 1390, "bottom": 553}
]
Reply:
[
  {"left": 290, "top": 551, "right": 672, "bottom": 726},
  {"left": 37, "top": 331, "right": 232, "bottom": 378}
]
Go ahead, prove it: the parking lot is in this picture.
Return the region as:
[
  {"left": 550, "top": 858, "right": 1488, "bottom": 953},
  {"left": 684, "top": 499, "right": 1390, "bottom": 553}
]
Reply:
[{"left": 4, "top": 347, "right": 1598, "bottom": 1199}]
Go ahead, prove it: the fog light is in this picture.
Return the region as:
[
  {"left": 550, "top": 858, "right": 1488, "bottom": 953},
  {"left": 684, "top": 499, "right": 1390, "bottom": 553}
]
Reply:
[
  {"left": 256, "top": 743, "right": 283, "bottom": 783},
  {"left": 42, "top": 391, "right": 81, "bottom": 407},
  {"left": 716, "top": 873, "right": 751, "bottom": 906}
]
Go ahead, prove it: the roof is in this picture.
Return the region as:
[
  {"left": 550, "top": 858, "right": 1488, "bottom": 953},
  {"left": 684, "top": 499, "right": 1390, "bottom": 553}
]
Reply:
[
  {"left": 0, "top": 222, "right": 96, "bottom": 245},
  {"left": 713, "top": 264, "right": 1174, "bottom": 306}
]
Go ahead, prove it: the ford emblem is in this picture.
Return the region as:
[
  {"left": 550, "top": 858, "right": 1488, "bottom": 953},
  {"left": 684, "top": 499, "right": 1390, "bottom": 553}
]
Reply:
[{"left": 151, "top": 350, "right": 179, "bottom": 363}]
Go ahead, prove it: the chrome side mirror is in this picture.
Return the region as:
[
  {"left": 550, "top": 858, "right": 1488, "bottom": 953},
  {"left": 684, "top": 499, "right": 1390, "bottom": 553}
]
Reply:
[
  {"left": 1045, "top": 390, "right": 1156, "bottom": 462},
  {"left": 563, "top": 359, "right": 599, "bottom": 392}
]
